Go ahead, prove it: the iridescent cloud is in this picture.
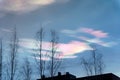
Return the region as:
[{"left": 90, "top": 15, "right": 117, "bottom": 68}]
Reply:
[
  {"left": 0, "top": 0, "right": 69, "bottom": 13},
  {"left": 19, "top": 38, "right": 92, "bottom": 59},
  {"left": 61, "top": 27, "right": 116, "bottom": 47},
  {"left": 79, "top": 36, "right": 116, "bottom": 47},
  {"left": 19, "top": 35, "right": 116, "bottom": 60},
  {"left": 59, "top": 41, "right": 91, "bottom": 57},
  {"left": 62, "top": 27, "right": 108, "bottom": 38},
  {"left": 80, "top": 28, "right": 108, "bottom": 38}
]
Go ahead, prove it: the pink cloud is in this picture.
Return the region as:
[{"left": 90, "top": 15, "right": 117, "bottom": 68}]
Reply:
[
  {"left": 19, "top": 38, "right": 92, "bottom": 59},
  {"left": 80, "top": 28, "right": 108, "bottom": 38},
  {"left": 59, "top": 41, "right": 91, "bottom": 58}
]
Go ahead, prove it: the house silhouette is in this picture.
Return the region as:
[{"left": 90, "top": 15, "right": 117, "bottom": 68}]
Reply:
[
  {"left": 37, "top": 72, "right": 120, "bottom": 80},
  {"left": 37, "top": 72, "right": 76, "bottom": 80}
]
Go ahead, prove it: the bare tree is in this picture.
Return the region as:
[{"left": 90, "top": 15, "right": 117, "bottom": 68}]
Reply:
[
  {"left": 7, "top": 27, "right": 19, "bottom": 80},
  {"left": 34, "top": 28, "right": 62, "bottom": 79},
  {"left": 90, "top": 45, "right": 105, "bottom": 75},
  {"left": 80, "top": 45, "right": 105, "bottom": 76},
  {"left": 81, "top": 58, "right": 93, "bottom": 76},
  {"left": 21, "top": 58, "right": 32, "bottom": 80},
  {"left": 34, "top": 27, "right": 46, "bottom": 79},
  {"left": 47, "top": 30, "right": 62, "bottom": 78},
  {"left": 0, "top": 39, "right": 3, "bottom": 80}
]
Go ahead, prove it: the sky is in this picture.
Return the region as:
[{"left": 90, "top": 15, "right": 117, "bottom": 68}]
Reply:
[{"left": 0, "top": 0, "right": 120, "bottom": 78}]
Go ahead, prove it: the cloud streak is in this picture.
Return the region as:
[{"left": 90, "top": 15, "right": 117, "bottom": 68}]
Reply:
[
  {"left": 0, "top": 28, "right": 13, "bottom": 38},
  {"left": 1, "top": 28, "right": 13, "bottom": 33},
  {"left": 61, "top": 27, "right": 116, "bottom": 47},
  {"left": 80, "top": 28, "right": 108, "bottom": 38},
  {"left": 62, "top": 27, "right": 108, "bottom": 38},
  {"left": 79, "top": 36, "right": 116, "bottom": 47}
]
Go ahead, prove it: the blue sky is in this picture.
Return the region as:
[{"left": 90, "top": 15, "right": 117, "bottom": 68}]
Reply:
[{"left": 0, "top": 0, "right": 120, "bottom": 77}]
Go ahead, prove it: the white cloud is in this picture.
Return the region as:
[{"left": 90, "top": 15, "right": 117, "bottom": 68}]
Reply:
[
  {"left": 79, "top": 36, "right": 116, "bottom": 47},
  {"left": 1, "top": 28, "right": 13, "bottom": 33},
  {"left": 19, "top": 38, "right": 37, "bottom": 49},
  {"left": 0, "top": 0, "right": 70, "bottom": 14},
  {"left": 34, "top": 56, "right": 50, "bottom": 61},
  {"left": 61, "top": 27, "right": 108, "bottom": 38},
  {"left": 0, "top": 28, "right": 13, "bottom": 38},
  {"left": 60, "top": 55, "right": 77, "bottom": 59}
]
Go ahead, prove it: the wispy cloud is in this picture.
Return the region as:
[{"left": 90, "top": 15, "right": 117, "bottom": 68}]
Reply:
[
  {"left": 62, "top": 27, "right": 108, "bottom": 38},
  {"left": 19, "top": 26, "right": 116, "bottom": 59},
  {"left": 61, "top": 27, "right": 116, "bottom": 47},
  {"left": 0, "top": 0, "right": 54, "bottom": 13},
  {"left": 34, "top": 57, "right": 50, "bottom": 61},
  {"left": 0, "top": 0, "right": 70, "bottom": 14},
  {"left": 80, "top": 28, "right": 108, "bottom": 38},
  {"left": 0, "top": 28, "right": 13, "bottom": 38},
  {"left": 19, "top": 38, "right": 92, "bottom": 59},
  {"left": 1, "top": 28, "right": 13, "bottom": 33},
  {"left": 60, "top": 55, "right": 77, "bottom": 59},
  {"left": 19, "top": 38, "right": 37, "bottom": 49},
  {"left": 19, "top": 38, "right": 50, "bottom": 50},
  {"left": 79, "top": 36, "right": 116, "bottom": 47}
]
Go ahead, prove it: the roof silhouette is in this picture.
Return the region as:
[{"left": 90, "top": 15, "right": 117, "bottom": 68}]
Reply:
[{"left": 37, "top": 72, "right": 120, "bottom": 80}]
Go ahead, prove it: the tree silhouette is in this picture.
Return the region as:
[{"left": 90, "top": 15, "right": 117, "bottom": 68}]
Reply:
[
  {"left": 21, "top": 58, "right": 32, "bottom": 80},
  {"left": 34, "top": 27, "right": 46, "bottom": 79},
  {"left": 47, "top": 30, "right": 62, "bottom": 78},
  {"left": 81, "top": 45, "right": 105, "bottom": 76},
  {"left": 6, "top": 28, "right": 19, "bottom": 80}
]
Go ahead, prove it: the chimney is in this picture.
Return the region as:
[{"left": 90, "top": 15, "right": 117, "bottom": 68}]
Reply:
[
  {"left": 66, "top": 72, "right": 69, "bottom": 76},
  {"left": 58, "top": 72, "right": 61, "bottom": 76},
  {"left": 41, "top": 75, "right": 45, "bottom": 79},
  {"left": 66, "top": 72, "right": 70, "bottom": 80}
]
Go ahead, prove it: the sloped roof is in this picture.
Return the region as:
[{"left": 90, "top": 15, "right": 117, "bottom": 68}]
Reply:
[{"left": 76, "top": 73, "right": 120, "bottom": 80}]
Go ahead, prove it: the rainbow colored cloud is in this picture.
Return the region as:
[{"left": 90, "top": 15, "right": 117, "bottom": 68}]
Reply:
[
  {"left": 19, "top": 38, "right": 92, "bottom": 60},
  {"left": 18, "top": 27, "right": 116, "bottom": 60},
  {"left": 62, "top": 27, "right": 116, "bottom": 47}
]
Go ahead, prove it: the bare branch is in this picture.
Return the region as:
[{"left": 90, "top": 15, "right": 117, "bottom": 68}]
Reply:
[
  {"left": 80, "top": 44, "right": 105, "bottom": 76},
  {"left": 6, "top": 27, "right": 19, "bottom": 80},
  {"left": 34, "top": 27, "right": 46, "bottom": 79},
  {"left": 21, "top": 58, "right": 32, "bottom": 80},
  {"left": 47, "top": 29, "right": 62, "bottom": 77}
]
